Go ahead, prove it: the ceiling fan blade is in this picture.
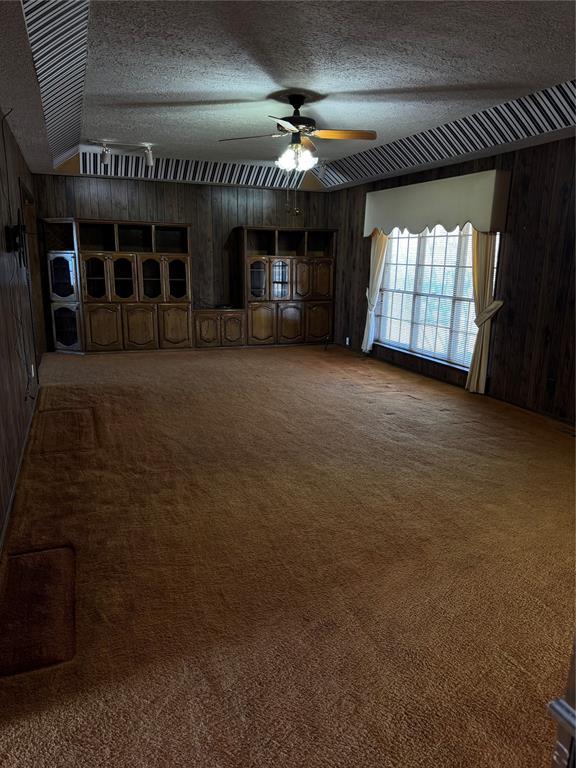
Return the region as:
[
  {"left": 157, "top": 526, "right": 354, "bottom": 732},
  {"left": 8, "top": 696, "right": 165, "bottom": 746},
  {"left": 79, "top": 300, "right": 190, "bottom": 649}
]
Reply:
[
  {"left": 313, "top": 129, "right": 377, "bottom": 140},
  {"left": 268, "top": 115, "right": 298, "bottom": 133},
  {"left": 301, "top": 136, "right": 317, "bottom": 152},
  {"left": 219, "top": 133, "right": 284, "bottom": 142}
]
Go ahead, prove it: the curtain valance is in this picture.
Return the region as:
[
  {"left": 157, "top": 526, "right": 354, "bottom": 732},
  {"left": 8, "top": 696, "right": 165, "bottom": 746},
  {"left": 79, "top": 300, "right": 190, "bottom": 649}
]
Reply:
[{"left": 363, "top": 170, "right": 510, "bottom": 236}]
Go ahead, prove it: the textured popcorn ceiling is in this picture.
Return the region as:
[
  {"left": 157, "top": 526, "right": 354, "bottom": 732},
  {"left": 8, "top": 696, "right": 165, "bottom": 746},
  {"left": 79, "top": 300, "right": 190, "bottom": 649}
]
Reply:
[
  {"left": 82, "top": 0, "right": 575, "bottom": 163},
  {"left": 0, "top": 0, "right": 574, "bottom": 172}
]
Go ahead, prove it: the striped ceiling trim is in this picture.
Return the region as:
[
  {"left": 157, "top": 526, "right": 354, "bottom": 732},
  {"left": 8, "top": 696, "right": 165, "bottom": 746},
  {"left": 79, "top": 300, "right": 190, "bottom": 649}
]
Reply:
[
  {"left": 79, "top": 151, "right": 304, "bottom": 189},
  {"left": 313, "top": 80, "right": 576, "bottom": 188},
  {"left": 21, "top": 0, "right": 90, "bottom": 167}
]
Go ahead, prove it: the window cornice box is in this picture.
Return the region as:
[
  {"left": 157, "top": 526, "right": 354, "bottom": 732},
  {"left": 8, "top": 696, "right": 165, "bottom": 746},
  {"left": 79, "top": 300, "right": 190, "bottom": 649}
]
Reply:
[{"left": 363, "top": 170, "right": 511, "bottom": 236}]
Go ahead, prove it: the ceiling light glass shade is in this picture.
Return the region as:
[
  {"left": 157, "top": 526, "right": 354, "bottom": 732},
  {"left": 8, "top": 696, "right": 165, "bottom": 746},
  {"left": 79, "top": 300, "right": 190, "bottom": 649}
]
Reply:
[{"left": 275, "top": 144, "right": 318, "bottom": 172}]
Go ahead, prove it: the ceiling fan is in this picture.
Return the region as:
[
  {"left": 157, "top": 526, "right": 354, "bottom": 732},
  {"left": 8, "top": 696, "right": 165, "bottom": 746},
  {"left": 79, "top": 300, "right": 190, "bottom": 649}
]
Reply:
[{"left": 219, "top": 93, "right": 377, "bottom": 170}]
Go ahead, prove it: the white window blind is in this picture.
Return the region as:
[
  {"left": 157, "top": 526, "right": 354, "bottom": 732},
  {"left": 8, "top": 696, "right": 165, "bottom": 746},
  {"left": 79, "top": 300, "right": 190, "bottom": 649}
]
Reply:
[{"left": 375, "top": 224, "right": 498, "bottom": 369}]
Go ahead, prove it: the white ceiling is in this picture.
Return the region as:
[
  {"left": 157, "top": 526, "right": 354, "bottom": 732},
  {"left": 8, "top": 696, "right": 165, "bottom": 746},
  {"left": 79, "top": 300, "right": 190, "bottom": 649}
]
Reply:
[{"left": 1, "top": 0, "right": 574, "bottom": 172}]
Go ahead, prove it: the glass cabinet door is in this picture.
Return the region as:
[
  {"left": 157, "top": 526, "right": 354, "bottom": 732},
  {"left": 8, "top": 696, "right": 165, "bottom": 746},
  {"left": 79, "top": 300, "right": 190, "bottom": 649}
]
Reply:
[
  {"left": 166, "top": 257, "right": 189, "bottom": 300},
  {"left": 271, "top": 259, "right": 291, "bottom": 300},
  {"left": 140, "top": 257, "right": 163, "bottom": 300},
  {"left": 49, "top": 253, "right": 77, "bottom": 301},
  {"left": 111, "top": 256, "right": 136, "bottom": 300},
  {"left": 52, "top": 303, "right": 81, "bottom": 350},
  {"left": 248, "top": 258, "right": 268, "bottom": 301},
  {"left": 83, "top": 255, "right": 108, "bottom": 300}
]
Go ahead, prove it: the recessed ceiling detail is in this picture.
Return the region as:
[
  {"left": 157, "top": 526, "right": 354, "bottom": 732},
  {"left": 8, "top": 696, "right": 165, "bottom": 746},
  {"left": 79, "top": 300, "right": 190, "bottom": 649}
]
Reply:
[
  {"left": 314, "top": 80, "right": 576, "bottom": 188},
  {"left": 79, "top": 151, "right": 304, "bottom": 189},
  {"left": 21, "top": 0, "right": 90, "bottom": 167}
]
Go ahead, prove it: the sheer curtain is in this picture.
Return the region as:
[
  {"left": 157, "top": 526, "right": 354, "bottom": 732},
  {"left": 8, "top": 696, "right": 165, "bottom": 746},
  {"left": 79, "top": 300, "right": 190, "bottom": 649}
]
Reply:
[
  {"left": 361, "top": 229, "right": 389, "bottom": 353},
  {"left": 465, "top": 229, "right": 503, "bottom": 393}
]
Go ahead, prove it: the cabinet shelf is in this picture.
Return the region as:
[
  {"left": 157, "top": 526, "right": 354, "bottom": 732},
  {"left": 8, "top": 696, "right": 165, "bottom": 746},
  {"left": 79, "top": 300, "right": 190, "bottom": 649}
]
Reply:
[
  {"left": 155, "top": 226, "right": 188, "bottom": 253},
  {"left": 79, "top": 222, "right": 116, "bottom": 251},
  {"left": 118, "top": 224, "right": 152, "bottom": 252}
]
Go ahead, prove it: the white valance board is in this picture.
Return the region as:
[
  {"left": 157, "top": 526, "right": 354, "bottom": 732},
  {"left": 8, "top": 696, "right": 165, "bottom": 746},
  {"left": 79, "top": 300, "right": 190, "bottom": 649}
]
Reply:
[{"left": 363, "top": 170, "right": 510, "bottom": 236}]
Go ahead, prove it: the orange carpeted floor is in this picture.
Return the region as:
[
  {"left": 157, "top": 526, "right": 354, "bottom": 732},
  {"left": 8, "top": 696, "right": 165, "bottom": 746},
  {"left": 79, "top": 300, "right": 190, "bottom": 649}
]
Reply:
[{"left": 0, "top": 346, "right": 573, "bottom": 767}]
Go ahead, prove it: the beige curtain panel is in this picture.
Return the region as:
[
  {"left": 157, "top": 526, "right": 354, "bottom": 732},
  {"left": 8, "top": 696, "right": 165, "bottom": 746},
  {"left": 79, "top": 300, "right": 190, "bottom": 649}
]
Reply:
[
  {"left": 466, "top": 229, "right": 503, "bottom": 394},
  {"left": 361, "top": 229, "right": 389, "bottom": 353}
]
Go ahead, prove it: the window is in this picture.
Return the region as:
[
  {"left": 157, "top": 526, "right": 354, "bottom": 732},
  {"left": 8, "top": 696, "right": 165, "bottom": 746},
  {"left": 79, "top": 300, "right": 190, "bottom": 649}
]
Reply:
[{"left": 375, "top": 224, "right": 498, "bottom": 369}]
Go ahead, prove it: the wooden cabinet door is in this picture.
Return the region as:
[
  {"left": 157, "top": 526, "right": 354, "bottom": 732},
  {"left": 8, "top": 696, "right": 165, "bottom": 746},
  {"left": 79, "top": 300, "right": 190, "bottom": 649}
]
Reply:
[
  {"left": 221, "top": 312, "right": 245, "bottom": 346},
  {"left": 110, "top": 254, "right": 137, "bottom": 302},
  {"left": 85, "top": 303, "right": 123, "bottom": 351},
  {"left": 81, "top": 253, "right": 111, "bottom": 302},
  {"left": 122, "top": 304, "right": 158, "bottom": 350},
  {"left": 247, "top": 257, "right": 269, "bottom": 302},
  {"left": 163, "top": 256, "right": 191, "bottom": 302},
  {"left": 158, "top": 304, "right": 191, "bottom": 348},
  {"left": 305, "top": 302, "right": 332, "bottom": 343},
  {"left": 195, "top": 313, "right": 220, "bottom": 347},
  {"left": 138, "top": 255, "right": 164, "bottom": 302},
  {"left": 293, "top": 259, "right": 313, "bottom": 300},
  {"left": 277, "top": 302, "right": 304, "bottom": 344},
  {"left": 248, "top": 303, "right": 276, "bottom": 345},
  {"left": 270, "top": 258, "right": 292, "bottom": 301},
  {"left": 48, "top": 252, "right": 79, "bottom": 302},
  {"left": 51, "top": 302, "right": 82, "bottom": 351},
  {"left": 312, "top": 259, "right": 333, "bottom": 299}
]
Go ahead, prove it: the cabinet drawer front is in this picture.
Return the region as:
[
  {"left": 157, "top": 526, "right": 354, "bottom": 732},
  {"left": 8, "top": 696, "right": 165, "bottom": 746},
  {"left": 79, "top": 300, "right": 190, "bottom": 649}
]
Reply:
[
  {"left": 158, "top": 305, "right": 191, "bottom": 348},
  {"left": 122, "top": 304, "right": 158, "bottom": 350},
  {"left": 85, "top": 304, "right": 123, "bottom": 351}
]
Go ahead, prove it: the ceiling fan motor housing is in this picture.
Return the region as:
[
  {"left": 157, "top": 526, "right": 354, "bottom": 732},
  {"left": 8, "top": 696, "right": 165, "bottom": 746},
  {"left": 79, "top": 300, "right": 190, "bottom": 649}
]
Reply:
[{"left": 278, "top": 114, "right": 316, "bottom": 134}]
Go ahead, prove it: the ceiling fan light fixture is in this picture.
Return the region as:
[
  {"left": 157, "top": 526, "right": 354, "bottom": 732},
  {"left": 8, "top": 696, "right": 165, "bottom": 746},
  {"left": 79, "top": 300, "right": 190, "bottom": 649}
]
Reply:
[{"left": 275, "top": 142, "right": 318, "bottom": 172}]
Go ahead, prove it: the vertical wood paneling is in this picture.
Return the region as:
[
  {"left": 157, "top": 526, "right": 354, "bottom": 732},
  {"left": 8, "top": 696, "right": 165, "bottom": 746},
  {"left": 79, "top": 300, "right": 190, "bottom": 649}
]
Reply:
[{"left": 0, "top": 122, "right": 37, "bottom": 543}]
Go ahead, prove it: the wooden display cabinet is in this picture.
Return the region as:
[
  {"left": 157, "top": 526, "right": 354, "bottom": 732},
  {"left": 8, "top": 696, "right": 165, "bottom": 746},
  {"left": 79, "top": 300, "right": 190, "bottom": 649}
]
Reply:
[
  {"left": 241, "top": 226, "right": 336, "bottom": 346},
  {"left": 195, "top": 311, "right": 245, "bottom": 347}
]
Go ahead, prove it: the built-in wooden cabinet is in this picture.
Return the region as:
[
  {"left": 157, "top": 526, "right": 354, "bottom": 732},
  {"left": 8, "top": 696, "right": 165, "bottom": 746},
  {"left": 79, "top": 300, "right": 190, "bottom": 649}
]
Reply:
[
  {"left": 43, "top": 220, "right": 335, "bottom": 353},
  {"left": 242, "top": 227, "right": 335, "bottom": 346}
]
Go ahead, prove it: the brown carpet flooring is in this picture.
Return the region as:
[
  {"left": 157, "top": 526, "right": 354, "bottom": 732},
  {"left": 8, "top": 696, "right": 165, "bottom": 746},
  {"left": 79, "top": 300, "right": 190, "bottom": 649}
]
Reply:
[{"left": 0, "top": 346, "right": 573, "bottom": 767}]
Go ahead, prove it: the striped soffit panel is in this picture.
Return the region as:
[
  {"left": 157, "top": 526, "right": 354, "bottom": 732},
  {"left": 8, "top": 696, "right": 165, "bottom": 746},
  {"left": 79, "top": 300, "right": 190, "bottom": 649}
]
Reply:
[
  {"left": 79, "top": 151, "right": 305, "bottom": 190},
  {"left": 21, "top": 0, "right": 90, "bottom": 167},
  {"left": 312, "top": 80, "right": 576, "bottom": 188}
]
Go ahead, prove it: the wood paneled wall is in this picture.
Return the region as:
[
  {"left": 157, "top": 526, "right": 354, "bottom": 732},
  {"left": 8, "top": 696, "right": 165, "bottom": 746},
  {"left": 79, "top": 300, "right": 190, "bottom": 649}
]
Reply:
[
  {"left": 33, "top": 137, "right": 575, "bottom": 422},
  {"left": 0, "top": 119, "right": 38, "bottom": 544},
  {"left": 330, "top": 138, "right": 575, "bottom": 423}
]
